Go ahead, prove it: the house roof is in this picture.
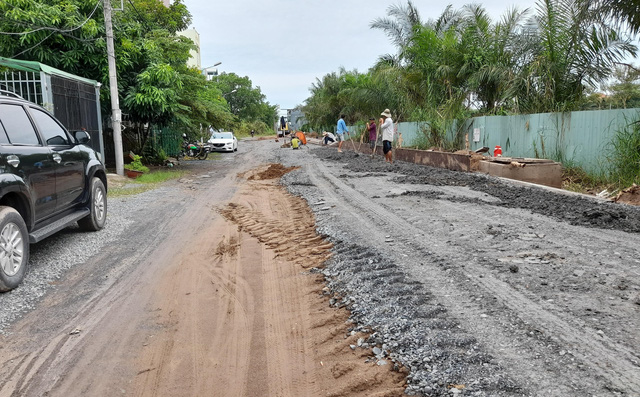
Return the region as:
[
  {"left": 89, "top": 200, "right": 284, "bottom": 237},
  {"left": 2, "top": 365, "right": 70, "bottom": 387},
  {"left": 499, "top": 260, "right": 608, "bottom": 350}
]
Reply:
[{"left": 0, "top": 56, "right": 101, "bottom": 87}]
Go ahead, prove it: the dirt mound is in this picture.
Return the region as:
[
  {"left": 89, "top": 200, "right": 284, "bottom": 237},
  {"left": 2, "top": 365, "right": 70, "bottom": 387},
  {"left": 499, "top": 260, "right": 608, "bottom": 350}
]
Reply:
[
  {"left": 246, "top": 163, "right": 299, "bottom": 180},
  {"left": 614, "top": 184, "right": 640, "bottom": 206},
  {"left": 257, "top": 135, "right": 278, "bottom": 141}
]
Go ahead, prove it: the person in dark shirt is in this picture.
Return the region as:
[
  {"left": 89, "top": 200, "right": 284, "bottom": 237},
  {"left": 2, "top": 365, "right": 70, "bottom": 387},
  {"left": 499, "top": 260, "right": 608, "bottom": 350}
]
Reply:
[{"left": 366, "top": 117, "right": 377, "bottom": 155}]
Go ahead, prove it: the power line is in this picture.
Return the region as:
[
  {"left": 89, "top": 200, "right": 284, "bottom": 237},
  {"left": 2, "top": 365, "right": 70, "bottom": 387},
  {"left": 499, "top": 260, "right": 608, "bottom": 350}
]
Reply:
[
  {"left": 0, "top": 0, "right": 102, "bottom": 36},
  {"left": 126, "top": 0, "right": 152, "bottom": 33},
  {"left": 0, "top": 15, "right": 101, "bottom": 43},
  {"left": 10, "top": 31, "right": 55, "bottom": 58}
]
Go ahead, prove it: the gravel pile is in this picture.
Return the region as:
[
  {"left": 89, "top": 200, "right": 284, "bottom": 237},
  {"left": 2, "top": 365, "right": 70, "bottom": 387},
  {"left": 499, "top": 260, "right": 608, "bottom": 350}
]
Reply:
[
  {"left": 322, "top": 243, "right": 521, "bottom": 396},
  {"left": 280, "top": 161, "right": 520, "bottom": 396}
]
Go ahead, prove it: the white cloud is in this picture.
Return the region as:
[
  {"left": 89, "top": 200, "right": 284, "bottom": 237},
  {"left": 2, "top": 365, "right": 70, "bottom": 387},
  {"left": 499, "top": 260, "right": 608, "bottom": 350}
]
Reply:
[{"left": 184, "top": 0, "right": 536, "bottom": 109}]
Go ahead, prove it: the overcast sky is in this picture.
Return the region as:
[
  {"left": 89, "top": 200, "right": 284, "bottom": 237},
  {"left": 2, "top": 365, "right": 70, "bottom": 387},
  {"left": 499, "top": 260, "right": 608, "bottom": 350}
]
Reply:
[{"left": 183, "top": 0, "right": 537, "bottom": 110}]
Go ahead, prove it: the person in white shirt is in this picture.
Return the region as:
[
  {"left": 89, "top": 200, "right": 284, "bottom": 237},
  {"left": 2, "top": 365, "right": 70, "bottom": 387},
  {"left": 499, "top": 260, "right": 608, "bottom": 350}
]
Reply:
[
  {"left": 379, "top": 109, "right": 394, "bottom": 163},
  {"left": 322, "top": 131, "right": 336, "bottom": 145}
]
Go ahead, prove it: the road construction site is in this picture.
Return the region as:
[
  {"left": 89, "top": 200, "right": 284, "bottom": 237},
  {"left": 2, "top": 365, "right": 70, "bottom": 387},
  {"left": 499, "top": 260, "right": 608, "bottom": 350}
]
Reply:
[{"left": 0, "top": 138, "right": 638, "bottom": 396}]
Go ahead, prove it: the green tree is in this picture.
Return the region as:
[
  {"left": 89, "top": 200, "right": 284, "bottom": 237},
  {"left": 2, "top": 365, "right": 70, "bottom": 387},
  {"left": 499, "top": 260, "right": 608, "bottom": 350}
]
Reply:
[
  {"left": 512, "top": 0, "right": 636, "bottom": 113},
  {"left": 0, "top": 0, "right": 234, "bottom": 148},
  {"left": 214, "top": 72, "right": 277, "bottom": 128},
  {"left": 303, "top": 69, "right": 351, "bottom": 131},
  {"left": 606, "top": 64, "right": 640, "bottom": 109},
  {"left": 174, "top": 68, "right": 234, "bottom": 140}
]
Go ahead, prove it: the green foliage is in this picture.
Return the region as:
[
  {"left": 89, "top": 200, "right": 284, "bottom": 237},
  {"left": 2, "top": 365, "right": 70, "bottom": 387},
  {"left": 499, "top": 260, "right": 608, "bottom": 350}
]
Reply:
[
  {"left": 562, "top": 165, "right": 609, "bottom": 193},
  {"left": 606, "top": 64, "right": 640, "bottom": 109},
  {"left": 172, "top": 69, "right": 234, "bottom": 140},
  {"left": 510, "top": 0, "right": 636, "bottom": 113},
  {"left": 303, "top": 0, "right": 637, "bottom": 149},
  {"left": 214, "top": 72, "right": 277, "bottom": 128},
  {"left": 234, "top": 120, "right": 272, "bottom": 137},
  {"left": 607, "top": 119, "right": 640, "bottom": 188},
  {"left": 590, "top": 0, "right": 640, "bottom": 35},
  {"left": 123, "top": 63, "right": 186, "bottom": 124},
  {"left": 135, "top": 169, "right": 186, "bottom": 184},
  {"left": 142, "top": 145, "right": 169, "bottom": 165},
  {"left": 303, "top": 67, "right": 401, "bottom": 132},
  {"left": 108, "top": 169, "right": 186, "bottom": 197}
]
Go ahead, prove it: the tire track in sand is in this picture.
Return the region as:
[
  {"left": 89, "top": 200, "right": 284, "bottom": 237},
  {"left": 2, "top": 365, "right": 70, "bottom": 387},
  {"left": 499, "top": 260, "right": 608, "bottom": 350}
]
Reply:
[{"left": 217, "top": 163, "right": 407, "bottom": 397}]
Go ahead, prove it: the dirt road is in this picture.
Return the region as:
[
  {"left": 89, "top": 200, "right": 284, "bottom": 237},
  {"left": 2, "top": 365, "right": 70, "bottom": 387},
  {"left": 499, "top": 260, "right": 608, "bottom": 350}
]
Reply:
[
  {"left": 0, "top": 138, "right": 638, "bottom": 397},
  {"left": 0, "top": 147, "right": 405, "bottom": 396}
]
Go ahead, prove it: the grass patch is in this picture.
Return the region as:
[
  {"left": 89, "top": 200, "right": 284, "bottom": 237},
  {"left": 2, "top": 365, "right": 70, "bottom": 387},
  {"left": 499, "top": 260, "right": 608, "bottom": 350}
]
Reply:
[
  {"left": 135, "top": 169, "right": 187, "bottom": 183},
  {"left": 562, "top": 166, "right": 611, "bottom": 195},
  {"left": 108, "top": 169, "right": 187, "bottom": 198},
  {"left": 607, "top": 119, "right": 640, "bottom": 188},
  {"left": 108, "top": 184, "right": 155, "bottom": 197}
]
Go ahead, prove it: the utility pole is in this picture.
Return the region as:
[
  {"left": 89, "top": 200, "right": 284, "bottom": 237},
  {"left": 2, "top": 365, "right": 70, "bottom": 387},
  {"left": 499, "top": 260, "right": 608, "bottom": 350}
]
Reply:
[{"left": 103, "top": 0, "right": 124, "bottom": 176}]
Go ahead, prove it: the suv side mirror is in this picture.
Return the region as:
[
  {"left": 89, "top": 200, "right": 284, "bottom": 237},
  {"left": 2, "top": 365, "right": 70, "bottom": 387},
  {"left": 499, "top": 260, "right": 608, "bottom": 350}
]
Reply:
[{"left": 74, "top": 130, "right": 91, "bottom": 144}]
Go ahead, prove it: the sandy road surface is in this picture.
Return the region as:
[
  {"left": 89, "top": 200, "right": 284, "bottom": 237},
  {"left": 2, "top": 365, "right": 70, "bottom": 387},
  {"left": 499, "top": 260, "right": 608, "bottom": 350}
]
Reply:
[
  {"left": 1, "top": 137, "right": 639, "bottom": 397},
  {"left": 0, "top": 145, "right": 405, "bottom": 396}
]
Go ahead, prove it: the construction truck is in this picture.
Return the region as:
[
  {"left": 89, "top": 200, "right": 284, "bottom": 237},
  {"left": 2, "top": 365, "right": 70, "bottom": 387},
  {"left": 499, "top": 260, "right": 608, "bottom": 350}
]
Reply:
[{"left": 277, "top": 115, "right": 290, "bottom": 137}]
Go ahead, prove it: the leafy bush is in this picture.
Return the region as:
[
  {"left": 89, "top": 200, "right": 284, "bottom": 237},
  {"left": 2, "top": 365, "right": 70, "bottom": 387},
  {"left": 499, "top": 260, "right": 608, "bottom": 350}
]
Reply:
[
  {"left": 234, "top": 120, "right": 271, "bottom": 137},
  {"left": 124, "top": 154, "right": 150, "bottom": 173}
]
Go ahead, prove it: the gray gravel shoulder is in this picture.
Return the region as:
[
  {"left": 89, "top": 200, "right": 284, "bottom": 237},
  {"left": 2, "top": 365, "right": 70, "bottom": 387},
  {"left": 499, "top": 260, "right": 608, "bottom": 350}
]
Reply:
[{"left": 273, "top": 144, "right": 640, "bottom": 397}]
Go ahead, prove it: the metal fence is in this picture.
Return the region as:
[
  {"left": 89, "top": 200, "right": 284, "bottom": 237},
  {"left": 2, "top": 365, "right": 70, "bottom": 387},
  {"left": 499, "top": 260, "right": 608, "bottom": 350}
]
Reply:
[
  {"left": 0, "top": 70, "right": 44, "bottom": 105},
  {"left": 0, "top": 61, "right": 104, "bottom": 159},
  {"left": 352, "top": 108, "right": 640, "bottom": 174},
  {"left": 51, "top": 75, "right": 102, "bottom": 155},
  {"left": 151, "top": 125, "right": 181, "bottom": 157}
]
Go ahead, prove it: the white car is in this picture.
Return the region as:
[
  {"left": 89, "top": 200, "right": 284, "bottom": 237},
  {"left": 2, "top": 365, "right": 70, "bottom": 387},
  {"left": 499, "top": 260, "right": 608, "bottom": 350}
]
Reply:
[{"left": 208, "top": 131, "right": 238, "bottom": 152}]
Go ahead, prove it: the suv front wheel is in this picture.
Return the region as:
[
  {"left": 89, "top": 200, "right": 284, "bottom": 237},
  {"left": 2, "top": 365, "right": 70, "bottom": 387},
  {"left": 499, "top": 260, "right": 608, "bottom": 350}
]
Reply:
[
  {"left": 78, "top": 177, "right": 107, "bottom": 231},
  {"left": 0, "top": 207, "right": 29, "bottom": 292}
]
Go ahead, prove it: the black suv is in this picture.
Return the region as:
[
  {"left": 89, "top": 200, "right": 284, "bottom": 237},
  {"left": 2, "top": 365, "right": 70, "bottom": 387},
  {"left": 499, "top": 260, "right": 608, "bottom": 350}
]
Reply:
[{"left": 0, "top": 90, "right": 107, "bottom": 291}]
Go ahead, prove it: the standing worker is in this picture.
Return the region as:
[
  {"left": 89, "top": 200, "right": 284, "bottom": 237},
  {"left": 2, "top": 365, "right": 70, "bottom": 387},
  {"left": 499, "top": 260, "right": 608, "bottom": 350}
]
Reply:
[
  {"left": 366, "top": 117, "right": 377, "bottom": 156},
  {"left": 336, "top": 114, "right": 348, "bottom": 153},
  {"left": 379, "top": 109, "right": 394, "bottom": 163}
]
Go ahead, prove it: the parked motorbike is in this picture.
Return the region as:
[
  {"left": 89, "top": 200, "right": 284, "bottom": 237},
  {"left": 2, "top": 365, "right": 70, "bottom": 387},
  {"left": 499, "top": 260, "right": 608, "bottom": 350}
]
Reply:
[{"left": 178, "top": 134, "right": 210, "bottom": 160}]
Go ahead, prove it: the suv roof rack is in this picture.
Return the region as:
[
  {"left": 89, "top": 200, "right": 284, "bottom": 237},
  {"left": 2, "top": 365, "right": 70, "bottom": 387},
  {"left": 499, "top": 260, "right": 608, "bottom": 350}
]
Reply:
[{"left": 0, "top": 89, "right": 23, "bottom": 99}]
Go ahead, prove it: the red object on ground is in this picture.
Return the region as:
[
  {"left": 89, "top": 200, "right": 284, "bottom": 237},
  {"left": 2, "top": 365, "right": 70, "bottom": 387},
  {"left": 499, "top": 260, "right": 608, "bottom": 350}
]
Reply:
[{"left": 494, "top": 145, "right": 502, "bottom": 157}]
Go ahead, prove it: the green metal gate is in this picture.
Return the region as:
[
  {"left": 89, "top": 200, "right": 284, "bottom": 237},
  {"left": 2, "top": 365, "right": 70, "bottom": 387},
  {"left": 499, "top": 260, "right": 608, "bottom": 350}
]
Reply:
[{"left": 150, "top": 125, "right": 182, "bottom": 157}]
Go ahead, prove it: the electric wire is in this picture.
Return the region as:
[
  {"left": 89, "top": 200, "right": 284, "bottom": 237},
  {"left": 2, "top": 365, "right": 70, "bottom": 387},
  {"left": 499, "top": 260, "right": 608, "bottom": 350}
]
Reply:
[
  {"left": 0, "top": 0, "right": 102, "bottom": 36},
  {"left": 10, "top": 31, "right": 55, "bottom": 58},
  {"left": 126, "top": 0, "right": 151, "bottom": 32},
  {"left": 0, "top": 15, "right": 100, "bottom": 44}
]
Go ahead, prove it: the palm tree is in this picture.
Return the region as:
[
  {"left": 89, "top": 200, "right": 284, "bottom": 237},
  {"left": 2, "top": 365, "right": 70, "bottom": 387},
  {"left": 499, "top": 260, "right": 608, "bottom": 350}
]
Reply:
[
  {"left": 370, "top": 0, "right": 423, "bottom": 61},
  {"left": 513, "top": 0, "right": 636, "bottom": 113},
  {"left": 589, "top": 0, "right": 640, "bottom": 34}
]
